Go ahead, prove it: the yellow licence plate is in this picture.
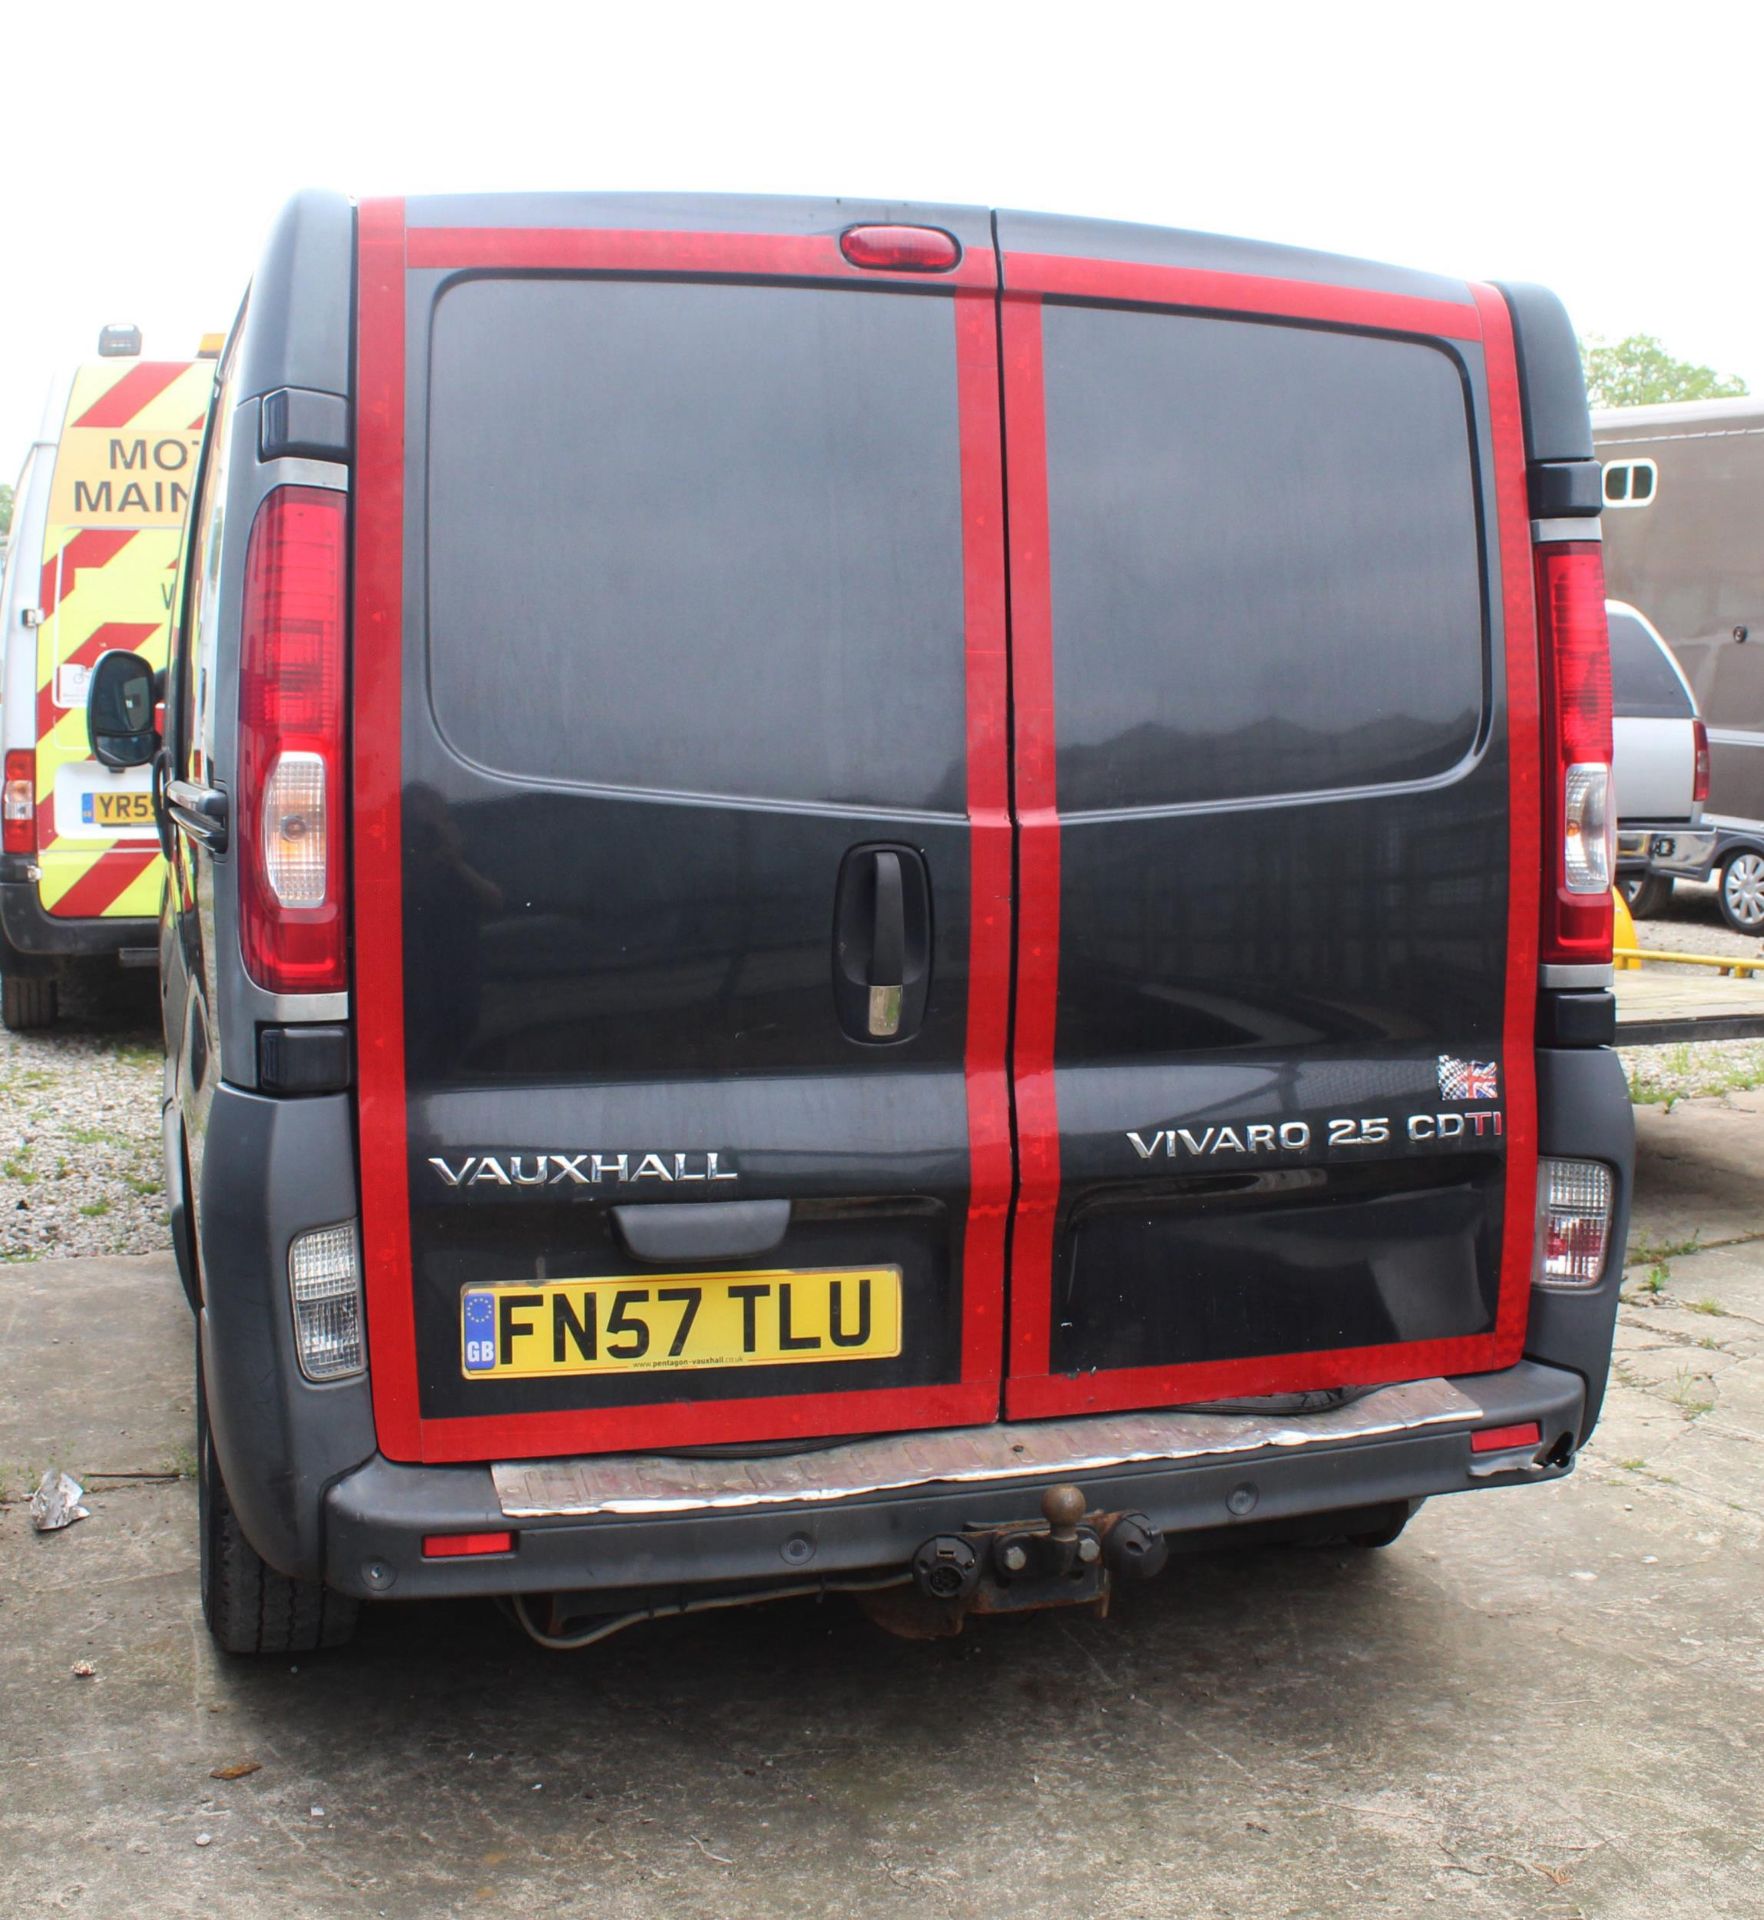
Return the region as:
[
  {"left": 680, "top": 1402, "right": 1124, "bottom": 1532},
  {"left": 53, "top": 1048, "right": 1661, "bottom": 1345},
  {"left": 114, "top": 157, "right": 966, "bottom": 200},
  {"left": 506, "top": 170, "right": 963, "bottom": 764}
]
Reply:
[
  {"left": 460, "top": 1267, "right": 903, "bottom": 1380},
  {"left": 86, "top": 790, "right": 154, "bottom": 827}
]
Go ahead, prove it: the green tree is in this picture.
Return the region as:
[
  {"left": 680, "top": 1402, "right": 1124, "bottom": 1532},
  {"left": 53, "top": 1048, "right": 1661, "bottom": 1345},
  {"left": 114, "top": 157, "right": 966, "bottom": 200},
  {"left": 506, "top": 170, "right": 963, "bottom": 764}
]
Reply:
[
  {"left": 0, "top": 482, "right": 12, "bottom": 539},
  {"left": 1582, "top": 334, "right": 1749, "bottom": 409}
]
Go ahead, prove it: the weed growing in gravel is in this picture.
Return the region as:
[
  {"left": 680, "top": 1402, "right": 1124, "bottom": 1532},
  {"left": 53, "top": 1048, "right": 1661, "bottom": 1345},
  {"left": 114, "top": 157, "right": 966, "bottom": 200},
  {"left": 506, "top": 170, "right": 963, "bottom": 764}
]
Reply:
[
  {"left": 1697, "top": 1335, "right": 1721, "bottom": 1351},
  {"left": 1629, "top": 1231, "right": 1702, "bottom": 1264},
  {"left": 1625, "top": 1042, "right": 1764, "bottom": 1105},
  {"left": 1667, "top": 1367, "right": 1716, "bottom": 1418},
  {"left": 1688, "top": 1298, "right": 1730, "bottom": 1317},
  {"left": 1616, "top": 1458, "right": 1647, "bottom": 1471},
  {"left": 1639, "top": 1263, "right": 1670, "bottom": 1295},
  {"left": 3, "top": 1156, "right": 36, "bottom": 1184},
  {"left": 78, "top": 1199, "right": 111, "bottom": 1219}
]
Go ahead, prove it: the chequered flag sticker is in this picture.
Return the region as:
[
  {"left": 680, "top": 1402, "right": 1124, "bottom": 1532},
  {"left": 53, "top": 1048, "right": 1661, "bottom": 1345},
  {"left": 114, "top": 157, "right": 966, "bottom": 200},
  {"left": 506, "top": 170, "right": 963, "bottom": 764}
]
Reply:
[{"left": 1438, "top": 1055, "right": 1500, "bottom": 1102}]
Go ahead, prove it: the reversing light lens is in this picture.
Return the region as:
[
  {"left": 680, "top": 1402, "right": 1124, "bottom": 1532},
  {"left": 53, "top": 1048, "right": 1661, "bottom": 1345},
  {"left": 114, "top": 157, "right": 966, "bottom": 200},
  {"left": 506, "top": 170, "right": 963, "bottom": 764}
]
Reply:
[
  {"left": 262, "top": 750, "right": 328, "bottom": 906},
  {"left": 839, "top": 224, "right": 962, "bottom": 272},
  {"left": 288, "top": 1221, "right": 364, "bottom": 1380},
  {"left": 1563, "top": 763, "right": 1613, "bottom": 893},
  {"left": 1537, "top": 1158, "right": 1614, "bottom": 1289}
]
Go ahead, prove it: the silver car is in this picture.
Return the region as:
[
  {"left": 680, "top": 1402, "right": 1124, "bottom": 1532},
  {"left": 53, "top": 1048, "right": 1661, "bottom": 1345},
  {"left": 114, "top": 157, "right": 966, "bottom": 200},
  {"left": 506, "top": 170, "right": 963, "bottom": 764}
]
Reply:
[{"left": 1610, "top": 599, "right": 1715, "bottom": 918}]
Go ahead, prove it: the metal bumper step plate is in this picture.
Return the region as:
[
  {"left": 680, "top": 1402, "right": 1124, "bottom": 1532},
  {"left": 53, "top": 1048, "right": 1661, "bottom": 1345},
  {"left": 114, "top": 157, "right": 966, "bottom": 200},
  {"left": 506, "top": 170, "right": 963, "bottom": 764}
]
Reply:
[{"left": 492, "top": 1377, "right": 1478, "bottom": 1518}]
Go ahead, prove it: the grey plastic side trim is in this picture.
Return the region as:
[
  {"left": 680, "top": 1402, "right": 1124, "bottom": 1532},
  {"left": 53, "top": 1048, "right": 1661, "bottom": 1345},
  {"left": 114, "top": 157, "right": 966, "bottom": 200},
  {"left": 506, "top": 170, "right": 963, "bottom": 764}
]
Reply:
[
  {"left": 1541, "top": 963, "right": 1613, "bottom": 989},
  {"left": 1532, "top": 517, "right": 1601, "bottom": 544},
  {"left": 258, "top": 457, "right": 349, "bottom": 492},
  {"left": 254, "top": 990, "right": 350, "bottom": 1020}
]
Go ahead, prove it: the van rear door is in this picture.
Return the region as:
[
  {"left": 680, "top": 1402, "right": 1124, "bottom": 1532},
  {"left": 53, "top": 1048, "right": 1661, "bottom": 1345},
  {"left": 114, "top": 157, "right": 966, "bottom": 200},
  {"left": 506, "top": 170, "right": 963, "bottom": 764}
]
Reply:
[
  {"left": 352, "top": 198, "right": 1013, "bottom": 1463},
  {"left": 994, "top": 217, "right": 1542, "bottom": 1420}
]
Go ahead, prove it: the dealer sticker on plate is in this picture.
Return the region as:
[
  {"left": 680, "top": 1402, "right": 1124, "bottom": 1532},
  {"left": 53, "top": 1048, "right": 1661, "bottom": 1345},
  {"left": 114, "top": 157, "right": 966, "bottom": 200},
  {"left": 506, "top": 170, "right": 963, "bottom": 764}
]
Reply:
[{"left": 460, "top": 1267, "right": 902, "bottom": 1380}]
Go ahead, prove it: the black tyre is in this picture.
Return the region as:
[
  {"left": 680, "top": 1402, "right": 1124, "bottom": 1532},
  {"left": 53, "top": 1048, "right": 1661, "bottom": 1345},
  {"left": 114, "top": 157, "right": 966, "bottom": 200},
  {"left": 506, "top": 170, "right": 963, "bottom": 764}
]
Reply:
[
  {"left": 1344, "top": 1499, "right": 1423, "bottom": 1549},
  {"left": 1718, "top": 849, "right": 1764, "bottom": 936},
  {"left": 197, "top": 1349, "right": 358, "bottom": 1654},
  {"left": 1621, "top": 874, "right": 1673, "bottom": 920},
  {"left": 1, "top": 971, "right": 57, "bottom": 1031}
]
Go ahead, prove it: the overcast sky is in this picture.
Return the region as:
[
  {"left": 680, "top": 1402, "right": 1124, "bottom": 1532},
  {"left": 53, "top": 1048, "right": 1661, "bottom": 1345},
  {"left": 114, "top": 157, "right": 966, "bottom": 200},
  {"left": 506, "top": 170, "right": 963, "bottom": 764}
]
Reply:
[{"left": 1, "top": 0, "right": 1755, "bottom": 467}]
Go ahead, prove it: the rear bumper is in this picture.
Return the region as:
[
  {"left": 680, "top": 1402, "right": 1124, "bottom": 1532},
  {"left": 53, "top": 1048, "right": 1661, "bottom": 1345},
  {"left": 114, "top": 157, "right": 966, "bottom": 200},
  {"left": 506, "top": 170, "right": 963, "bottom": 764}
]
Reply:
[
  {"left": 200, "top": 1052, "right": 1631, "bottom": 1594},
  {"left": 0, "top": 876, "right": 154, "bottom": 962},
  {"left": 1616, "top": 824, "right": 1719, "bottom": 879},
  {"left": 321, "top": 1360, "right": 1585, "bottom": 1601}
]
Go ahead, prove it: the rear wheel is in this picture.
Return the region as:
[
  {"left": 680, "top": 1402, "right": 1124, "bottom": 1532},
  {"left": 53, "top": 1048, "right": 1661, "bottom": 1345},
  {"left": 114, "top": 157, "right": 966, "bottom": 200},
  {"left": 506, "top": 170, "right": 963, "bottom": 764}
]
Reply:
[
  {"left": 197, "top": 1348, "right": 358, "bottom": 1654},
  {"left": 1620, "top": 874, "right": 1673, "bottom": 920},
  {"left": 1718, "top": 850, "right": 1764, "bottom": 935},
  {"left": 1344, "top": 1500, "right": 1423, "bottom": 1549},
  {"left": 1, "top": 971, "right": 57, "bottom": 1031}
]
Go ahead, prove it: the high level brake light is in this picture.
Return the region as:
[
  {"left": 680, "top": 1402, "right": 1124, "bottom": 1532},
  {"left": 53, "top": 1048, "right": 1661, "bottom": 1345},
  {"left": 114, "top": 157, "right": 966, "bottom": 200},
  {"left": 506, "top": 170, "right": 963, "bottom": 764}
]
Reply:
[
  {"left": 1535, "top": 544, "right": 1614, "bottom": 965},
  {"left": 237, "top": 486, "right": 348, "bottom": 994},
  {"left": 839, "top": 224, "right": 962, "bottom": 273},
  {"left": 3, "top": 751, "right": 35, "bottom": 855}
]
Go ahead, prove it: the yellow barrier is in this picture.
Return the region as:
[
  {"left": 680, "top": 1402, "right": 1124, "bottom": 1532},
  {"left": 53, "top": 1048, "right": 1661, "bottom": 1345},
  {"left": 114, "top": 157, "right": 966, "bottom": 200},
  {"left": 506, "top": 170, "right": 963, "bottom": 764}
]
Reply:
[
  {"left": 1612, "top": 888, "right": 1638, "bottom": 965},
  {"left": 1613, "top": 947, "right": 1763, "bottom": 979}
]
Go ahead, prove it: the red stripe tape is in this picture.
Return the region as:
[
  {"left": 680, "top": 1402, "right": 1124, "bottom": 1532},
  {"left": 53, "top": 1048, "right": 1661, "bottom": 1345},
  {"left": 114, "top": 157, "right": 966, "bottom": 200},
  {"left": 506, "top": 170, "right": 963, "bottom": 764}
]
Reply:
[
  {"left": 71, "top": 361, "right": 189, "bottom": 430},
  {"left": 353, "top": 197, "right": 421, "bottom": 1462},
  {"left": 1472, "top": 283, "right": 1543, "bottom": 1370},
  {"left": 1004, "top": 253, "right": 1482, "bottom": 341},
  {"left": 405, "top": 225, "right": 997, "bottom": 290},
  {"left": 954, "top": 288, "right": 1013, "bottom": 1389},
  {"left": 1000, "top": 295, "right": 1063, "bottom": 1388}
]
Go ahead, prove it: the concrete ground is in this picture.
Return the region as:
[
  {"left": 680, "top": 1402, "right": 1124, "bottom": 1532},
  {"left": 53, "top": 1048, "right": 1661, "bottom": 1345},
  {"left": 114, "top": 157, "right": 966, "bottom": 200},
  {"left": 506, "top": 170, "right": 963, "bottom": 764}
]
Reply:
[{"left": 2, "top": 1099, "right": 1761, "bottom": 1919}]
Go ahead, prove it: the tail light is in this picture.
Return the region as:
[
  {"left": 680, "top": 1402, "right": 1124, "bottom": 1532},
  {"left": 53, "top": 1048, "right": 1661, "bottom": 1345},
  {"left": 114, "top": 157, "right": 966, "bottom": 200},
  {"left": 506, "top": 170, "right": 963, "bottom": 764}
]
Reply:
[
  {"left": 1534, "top": 544, "right": 1613, "bottom": 965},
  {"left": 237, "top": 486, "right": 348, "bottom": 994},
  {"left": 2, "top": 751, "right": 35, "bottom": 855},
  {"left": 1692, "top": 718, "right": 1711, "bottom": 806}
]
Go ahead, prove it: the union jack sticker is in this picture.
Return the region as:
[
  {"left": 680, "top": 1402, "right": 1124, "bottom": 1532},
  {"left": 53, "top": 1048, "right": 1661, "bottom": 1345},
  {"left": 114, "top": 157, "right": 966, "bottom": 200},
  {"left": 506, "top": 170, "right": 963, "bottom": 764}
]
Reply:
[{"left": 1438, "top": 1055, "right": 1499, "bottom": 1102}]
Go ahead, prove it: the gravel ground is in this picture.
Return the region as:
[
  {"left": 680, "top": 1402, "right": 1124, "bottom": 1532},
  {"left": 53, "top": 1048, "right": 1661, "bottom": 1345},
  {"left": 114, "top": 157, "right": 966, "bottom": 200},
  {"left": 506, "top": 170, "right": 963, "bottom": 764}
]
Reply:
[
  {"left": 1620, "top": 875, "right": 1764, "bottom": 1104},
  {"left": 0, "top": 968, "right": 163, "bottom": 1262}
]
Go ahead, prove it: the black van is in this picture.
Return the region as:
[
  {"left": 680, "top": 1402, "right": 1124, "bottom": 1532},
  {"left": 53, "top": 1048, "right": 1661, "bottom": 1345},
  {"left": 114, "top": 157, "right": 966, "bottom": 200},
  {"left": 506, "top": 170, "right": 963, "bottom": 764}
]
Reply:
[{"left": 88, "top": 192, "right": 1632, "bottom": 1653}]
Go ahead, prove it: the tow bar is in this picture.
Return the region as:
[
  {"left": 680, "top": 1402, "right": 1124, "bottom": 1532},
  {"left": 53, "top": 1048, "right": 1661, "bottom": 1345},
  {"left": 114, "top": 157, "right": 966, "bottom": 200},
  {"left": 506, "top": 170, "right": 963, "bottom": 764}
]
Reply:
[{"left": 866, "top": 1486, "right": 1168, "bottom": 1637}]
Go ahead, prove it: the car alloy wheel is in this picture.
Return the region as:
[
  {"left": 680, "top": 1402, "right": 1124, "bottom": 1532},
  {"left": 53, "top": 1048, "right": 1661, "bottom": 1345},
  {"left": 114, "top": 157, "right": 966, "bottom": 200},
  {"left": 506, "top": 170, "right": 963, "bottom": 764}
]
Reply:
[{"left": 1720, "top": 851, "right": 1764, "bottom": 934}]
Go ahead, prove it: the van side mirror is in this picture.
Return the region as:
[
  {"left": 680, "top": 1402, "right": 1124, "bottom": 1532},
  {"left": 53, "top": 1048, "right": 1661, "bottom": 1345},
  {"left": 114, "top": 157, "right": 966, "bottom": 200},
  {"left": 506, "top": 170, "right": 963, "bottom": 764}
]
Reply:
[{"left": 86, "top": 651, "right": 161, "bottom": 768}]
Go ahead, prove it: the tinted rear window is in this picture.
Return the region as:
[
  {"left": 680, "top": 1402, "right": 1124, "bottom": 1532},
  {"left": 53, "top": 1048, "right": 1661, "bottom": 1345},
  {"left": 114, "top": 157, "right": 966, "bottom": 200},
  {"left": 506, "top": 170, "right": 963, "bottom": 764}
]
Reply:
[
  {"left": 1041, "top": 307, "right": 1486, "bottom": 812},
  {"left": 425, "top": 279, "right": 965, "bottom": 813},
  {"left": 1608, "top": 610, "right": 1694, "bottom": 719}
]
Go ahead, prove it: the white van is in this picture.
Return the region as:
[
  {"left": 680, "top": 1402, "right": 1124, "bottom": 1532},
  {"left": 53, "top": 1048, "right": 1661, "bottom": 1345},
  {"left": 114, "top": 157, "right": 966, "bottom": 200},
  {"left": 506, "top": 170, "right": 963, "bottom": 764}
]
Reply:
[{"left": 0, "top": 334, "right": 212, "bottom": 1027}]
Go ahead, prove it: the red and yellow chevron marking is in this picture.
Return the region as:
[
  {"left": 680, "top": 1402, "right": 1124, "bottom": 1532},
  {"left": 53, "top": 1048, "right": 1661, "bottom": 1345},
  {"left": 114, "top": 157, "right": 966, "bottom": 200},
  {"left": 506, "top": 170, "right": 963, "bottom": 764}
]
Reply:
[{"left": 34, "top": 358, "right": 212, "bottom": 920}]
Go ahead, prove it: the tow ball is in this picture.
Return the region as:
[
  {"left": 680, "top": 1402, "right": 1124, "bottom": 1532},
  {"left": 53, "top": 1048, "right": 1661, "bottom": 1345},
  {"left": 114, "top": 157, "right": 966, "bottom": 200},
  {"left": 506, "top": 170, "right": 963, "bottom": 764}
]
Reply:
[{"left": 908, "top": 1485, "right": 1168, "bottom": 1618}]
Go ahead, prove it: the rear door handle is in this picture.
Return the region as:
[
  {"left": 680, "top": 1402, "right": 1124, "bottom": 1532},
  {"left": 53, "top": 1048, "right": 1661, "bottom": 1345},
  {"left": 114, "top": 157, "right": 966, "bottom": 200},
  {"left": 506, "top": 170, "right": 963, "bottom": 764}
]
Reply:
[
  {"left": 834, "top": 844, "right": 931, "bottom": 1045},
  {"left": 868, "top": 850, "right": 906, "bottom": 1036}
]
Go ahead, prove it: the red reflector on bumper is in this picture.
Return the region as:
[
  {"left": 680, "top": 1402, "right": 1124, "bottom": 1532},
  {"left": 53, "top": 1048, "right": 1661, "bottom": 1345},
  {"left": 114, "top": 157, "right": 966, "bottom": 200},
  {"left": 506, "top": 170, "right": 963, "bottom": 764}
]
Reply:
[
  {"left": 1470, "top": 1421, "right": 1541, "bottom": 1454},
  {"left": 422, "top": 1530, "right": 514, "bottom": 1558}
]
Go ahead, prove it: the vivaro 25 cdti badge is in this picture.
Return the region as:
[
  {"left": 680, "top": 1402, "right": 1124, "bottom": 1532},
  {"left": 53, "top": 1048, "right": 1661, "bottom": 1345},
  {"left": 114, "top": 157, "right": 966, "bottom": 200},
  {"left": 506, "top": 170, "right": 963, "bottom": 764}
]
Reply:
[{"left": 87, "top": 192, "right": 1632, "bottom": 1652}]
